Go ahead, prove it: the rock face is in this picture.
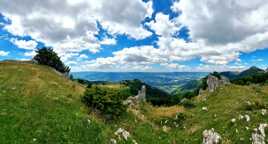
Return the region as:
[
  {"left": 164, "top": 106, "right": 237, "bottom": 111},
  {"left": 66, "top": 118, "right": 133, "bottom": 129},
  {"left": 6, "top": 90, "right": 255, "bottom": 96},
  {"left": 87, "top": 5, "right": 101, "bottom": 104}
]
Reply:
[
  {"left": 207, "top": 75, "right": 230, "bottom": 92},
  {"left": 202, "top": 128, "right": 221, "bottom": 144},
  {"left": 123, "top": 85, "right": 146, "bottom": 106},
  {"left": 252, "top": 124, "right": 268, "bottom": 144},
  {"left": 266, "top": 68, "right": 268, "bottom": 73}
]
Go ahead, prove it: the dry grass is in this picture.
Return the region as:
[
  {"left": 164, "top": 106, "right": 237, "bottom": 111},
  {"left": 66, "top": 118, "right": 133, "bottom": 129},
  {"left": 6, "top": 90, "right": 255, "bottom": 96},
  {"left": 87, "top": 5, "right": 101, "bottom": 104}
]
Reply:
[{"left": 143, "top": 104, "right": 185, "bottom": 119}]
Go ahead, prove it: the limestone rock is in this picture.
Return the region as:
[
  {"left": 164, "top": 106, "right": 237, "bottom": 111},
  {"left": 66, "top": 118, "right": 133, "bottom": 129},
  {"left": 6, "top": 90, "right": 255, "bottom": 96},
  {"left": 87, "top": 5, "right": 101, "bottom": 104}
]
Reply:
[
  {"left": 123, "top": 85, "right": 146, "bottom": 106},
  {"left": 202, "top": 128, "right": 221, "bottom": 144},
  {"left": 207, "top": 75, "right": 230, "bottom": 92},
  {"left": 251, "top": 124, "right": 268, "bottom": 144},
  {"left": 115, "top": 128, "right": 130, "bottom": 141},
  {"left": 261, "top": 109, "right": 267, "bottom": 116}
]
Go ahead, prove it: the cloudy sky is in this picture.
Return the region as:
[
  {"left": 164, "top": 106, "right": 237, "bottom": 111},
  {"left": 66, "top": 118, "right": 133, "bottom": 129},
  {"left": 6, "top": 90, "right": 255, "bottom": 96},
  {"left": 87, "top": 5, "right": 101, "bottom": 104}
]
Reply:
[{"left": 0, "top": 0, "right": 268, "bottom": 72}]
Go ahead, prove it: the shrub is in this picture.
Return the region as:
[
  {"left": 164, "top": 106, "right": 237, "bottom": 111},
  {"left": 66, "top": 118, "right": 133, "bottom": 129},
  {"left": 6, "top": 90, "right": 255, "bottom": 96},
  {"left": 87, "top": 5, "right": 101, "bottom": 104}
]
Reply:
[
  {"left": 33, "top": 47, "right": 70, "bottom": 74},
  {"left": 82, "top": 86, "right": 131, "bottom": 120},
  {"left": 180, "top": 98, "right": 196, "bottom": 108}
]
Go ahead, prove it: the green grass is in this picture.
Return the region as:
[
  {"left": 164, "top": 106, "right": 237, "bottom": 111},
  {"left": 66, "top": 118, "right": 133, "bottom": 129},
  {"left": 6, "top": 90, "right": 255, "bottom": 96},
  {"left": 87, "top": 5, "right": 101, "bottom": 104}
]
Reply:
[
  {"left": 0, "top": 61, "right": 108, "bottom": 144},
  {"left": 0, "top": 61, "right": 268, "bottom": 144}
]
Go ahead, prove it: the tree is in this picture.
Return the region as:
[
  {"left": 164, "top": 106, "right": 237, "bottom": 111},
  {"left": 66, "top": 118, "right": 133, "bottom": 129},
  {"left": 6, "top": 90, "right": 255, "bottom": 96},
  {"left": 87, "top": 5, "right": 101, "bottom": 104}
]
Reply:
[{"left": 33, "top": 47, "right": 70, "bottom": 74}]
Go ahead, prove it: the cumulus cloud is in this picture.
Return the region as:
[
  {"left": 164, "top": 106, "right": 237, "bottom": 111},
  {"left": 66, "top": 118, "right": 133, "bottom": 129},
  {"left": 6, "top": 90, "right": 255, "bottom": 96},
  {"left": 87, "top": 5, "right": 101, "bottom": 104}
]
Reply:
[
  {"left": 84, "top": 0, "right": 268, "bottom": 71},
  {"left": 0, "top": 50, "right": 9, "bottom": 56},
  {"left": 0, "top": 0, "right": 153, "bottom": 63},
  {"left": 10, "top": 38, "right": 38, "bottom": 50}
]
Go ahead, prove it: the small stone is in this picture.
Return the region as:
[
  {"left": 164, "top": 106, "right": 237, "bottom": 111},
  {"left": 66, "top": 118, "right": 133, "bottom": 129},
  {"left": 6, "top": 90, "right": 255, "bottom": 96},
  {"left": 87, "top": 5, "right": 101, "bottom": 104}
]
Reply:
[
  {"left": 261, "top": 109, "right": 267, "bottom": 116},
  {"left": 110, "top": 138, "right": 117, "bottom": 144},
  {"left": 132, "top": 139, "right": 138, "bottom": 144},
  {"left": 202, "top": 128, "right": 221, "bottom": 144},
  {"left": 239, "top": 114, "right": 244, "bottom": 120},
  {"left": 115, "top": 128, "right": 130, "bottom": 141},
  {"left": 202, "top": 107, "right": 208, "bottom": 111},
  {"left": 245, "top": 115, "right": 250, "bottom": 122},
  {"left": 231, "top": 118, "right": 236, "bottom": 123}
]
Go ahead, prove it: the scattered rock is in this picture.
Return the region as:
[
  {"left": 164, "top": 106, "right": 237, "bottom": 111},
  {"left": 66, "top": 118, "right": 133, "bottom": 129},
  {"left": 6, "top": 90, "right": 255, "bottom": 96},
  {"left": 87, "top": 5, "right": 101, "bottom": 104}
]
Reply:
[
  {"left": 231, "top": 118, "right": 236, "bottom": 123},
  {"left": 239, "top": 114, "right": 244, "bottom": 120},
  {"left": 202, "top": 128, "right": 221, "bottom": 144},
  {"left": 261, "top": 109, "right": 267, "bottom": 116},
  {"left": 251, "top": 124, "right": 268, "bottom": 144},
  {"left": 115, "top": 128, "right": 130, "bottom": 141},
  {"left": 245, "top": 115, "right": 250, "bottom": 122},
  {"left": 202, "top": 107, "right": 208, "bottom": 111},
  {"left": 110, "top": 138, "right": 117, "bottom": 144}
]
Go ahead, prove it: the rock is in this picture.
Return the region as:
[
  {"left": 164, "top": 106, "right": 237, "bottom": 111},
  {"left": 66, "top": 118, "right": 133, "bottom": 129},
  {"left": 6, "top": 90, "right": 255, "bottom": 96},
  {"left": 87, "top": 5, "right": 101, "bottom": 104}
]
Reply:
[
  {"left": 245, "top": 115, "right": 250, "bottom": 122},
  {"left": 123, "top": 85, "right": 146, "bottom": 106},
  {"left": 115, "top": 128, "right": 130, "bottom": 141},
  {"left": 207, "top": 75, "right": 230, "bottom": 92},
  {"left": 251, "top": 124, "right": 268, "bottom": 144},
  {"left": 202, "top": 107, "right": 208, "bottom": 111},
  {"left": 110, "top": 138, "right": 117, "bottom": 144},
  {"left": 202, "top": 128, "right": 221, "bottom": 144},
  {"left": 261, "top": 109, "right": 267, "bottom": 116},
  {"left": 231, "top": 118, "right": 236, "bottom": 123}
]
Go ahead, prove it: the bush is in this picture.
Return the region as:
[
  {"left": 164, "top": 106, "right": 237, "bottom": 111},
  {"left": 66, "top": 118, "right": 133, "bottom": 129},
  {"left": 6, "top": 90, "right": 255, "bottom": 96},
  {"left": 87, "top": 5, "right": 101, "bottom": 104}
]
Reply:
[
  {"left": 33, "top": 47, "right": 70, "bottom": 74},
  {"left": 82, "top": 86, "right": 131, "bottom": 120}
]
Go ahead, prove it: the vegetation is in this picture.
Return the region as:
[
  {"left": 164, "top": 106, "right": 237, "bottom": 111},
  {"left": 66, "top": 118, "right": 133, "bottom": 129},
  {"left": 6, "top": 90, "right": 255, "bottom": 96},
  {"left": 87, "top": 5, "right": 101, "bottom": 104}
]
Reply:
[
  {"left": 82, "top": 85, "right": 131, "bottom": 120},
  {"left": 33, "top": 47, "right": 70, "bottom": 74},
  {"left": 1, "top": 61, "right": 268, "bottom": 144}
]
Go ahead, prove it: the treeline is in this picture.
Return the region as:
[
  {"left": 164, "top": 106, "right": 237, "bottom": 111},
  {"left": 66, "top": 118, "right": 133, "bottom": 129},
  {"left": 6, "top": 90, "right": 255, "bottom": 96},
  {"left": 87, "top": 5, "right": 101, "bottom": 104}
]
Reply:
[{"left": 231, "top": 73, "right": 268, "bottom": 85}]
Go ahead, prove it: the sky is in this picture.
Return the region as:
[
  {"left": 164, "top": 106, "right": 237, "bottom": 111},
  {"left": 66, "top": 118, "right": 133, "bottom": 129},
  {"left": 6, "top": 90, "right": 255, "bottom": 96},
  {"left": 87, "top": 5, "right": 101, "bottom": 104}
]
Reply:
[{"left": 0, "top": 0, "right": 268, "bottom": 72}]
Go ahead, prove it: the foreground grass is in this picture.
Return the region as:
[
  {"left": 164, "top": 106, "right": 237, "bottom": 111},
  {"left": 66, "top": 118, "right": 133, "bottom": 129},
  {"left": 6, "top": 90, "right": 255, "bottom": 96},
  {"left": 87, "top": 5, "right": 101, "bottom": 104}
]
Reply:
[
  {"left": 0, "top": 61, "right": 109, "bottom": 144},
  {"left": 0, "top": 61, "right": 268, "bottom": 143}
]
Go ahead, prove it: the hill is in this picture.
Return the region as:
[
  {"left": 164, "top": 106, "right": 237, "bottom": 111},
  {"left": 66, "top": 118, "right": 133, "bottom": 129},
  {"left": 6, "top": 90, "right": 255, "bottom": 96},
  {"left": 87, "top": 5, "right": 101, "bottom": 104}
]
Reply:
[
  {"left": 0, "top": 61, "right": 268, "bottom": 143},
  {"left": 221, "top": 66, "right": 266, "bottom": 80},
  {"left": 0, "top": 61, "right": 109, "bottom": 143}
]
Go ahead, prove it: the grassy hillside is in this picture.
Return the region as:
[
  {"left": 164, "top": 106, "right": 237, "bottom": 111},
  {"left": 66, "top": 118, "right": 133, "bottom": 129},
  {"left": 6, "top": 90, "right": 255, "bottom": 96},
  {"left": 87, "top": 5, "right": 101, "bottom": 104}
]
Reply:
[
  {"left": 0, "top": 61, "right": 268, "bottom": 144},
  {"left": 0, "top": 61, "right": 109, "bottom": 144}
]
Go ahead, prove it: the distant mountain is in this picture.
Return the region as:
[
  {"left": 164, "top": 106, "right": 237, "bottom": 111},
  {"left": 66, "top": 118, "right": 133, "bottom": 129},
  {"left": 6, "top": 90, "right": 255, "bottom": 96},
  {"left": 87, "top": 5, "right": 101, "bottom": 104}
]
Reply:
[
  {"left": 220, "top": 66, "right": 265, "bottom": 80},
  {"left": 238, "top": 66, "right": 265, "bottom": 78}
]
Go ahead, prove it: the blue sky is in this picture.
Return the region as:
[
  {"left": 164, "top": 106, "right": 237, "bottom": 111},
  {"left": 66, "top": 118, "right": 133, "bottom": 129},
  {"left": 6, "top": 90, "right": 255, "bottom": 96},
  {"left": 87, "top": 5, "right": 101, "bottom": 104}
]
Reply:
[{"left": 0, "top": 0, "right": 268, "bottom": 72}]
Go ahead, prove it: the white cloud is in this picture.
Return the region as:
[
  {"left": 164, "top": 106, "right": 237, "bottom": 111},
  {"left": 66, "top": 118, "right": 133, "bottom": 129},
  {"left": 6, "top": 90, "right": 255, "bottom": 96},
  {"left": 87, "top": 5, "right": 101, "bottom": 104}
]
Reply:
[
  {"left": 0, "top": 50, "right": 9, "bottom": 56},
  {"left": 100, "top": 38, "right": 116, "bottom": 45},
  {"left": 10, "top": 38, "right": 38, "bottom": 50},
  {"left": 147, "top": 13, "right": 180, "bottom": 36},
  {"left": 0, "top": 0, "right": 153, "bottom": 65},
  {"left": 24, "top": 51, "right": 36, "bottom": 57}
]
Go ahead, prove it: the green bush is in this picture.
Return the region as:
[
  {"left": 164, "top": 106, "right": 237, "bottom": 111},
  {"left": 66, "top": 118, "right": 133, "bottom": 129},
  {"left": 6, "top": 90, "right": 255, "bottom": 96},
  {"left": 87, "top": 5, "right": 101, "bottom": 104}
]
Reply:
[
  {"left": 82, "top": 86, "right": 131, "bottom": 120},
  {"left": 33, "top": 47, "right": 70, "bottom": 74}
]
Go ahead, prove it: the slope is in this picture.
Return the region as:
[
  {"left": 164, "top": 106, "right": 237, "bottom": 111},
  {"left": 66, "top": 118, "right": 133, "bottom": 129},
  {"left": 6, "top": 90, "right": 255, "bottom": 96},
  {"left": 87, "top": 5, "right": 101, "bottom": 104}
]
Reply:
[{"left": 0, "top": 61, "right": 108, "bottom": 144}]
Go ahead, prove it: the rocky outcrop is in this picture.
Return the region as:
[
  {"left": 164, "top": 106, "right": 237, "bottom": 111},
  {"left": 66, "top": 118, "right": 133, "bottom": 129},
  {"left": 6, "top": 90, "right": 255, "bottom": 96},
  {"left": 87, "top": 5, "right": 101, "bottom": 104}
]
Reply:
[
  {"left": 252, "top": 124, "right": 268, "bottom": 144},
  {"left": 202, "top": 128, "right": 221, "bottom": 144},
  {"left": 207, "top": 75, "right": 230, "bottom": 92},
  {"left": 123, "top": 85, "right": 146, "bottom": 106},
  {"left": 266, "top": 68, "right": 268, "bottom": 73}
]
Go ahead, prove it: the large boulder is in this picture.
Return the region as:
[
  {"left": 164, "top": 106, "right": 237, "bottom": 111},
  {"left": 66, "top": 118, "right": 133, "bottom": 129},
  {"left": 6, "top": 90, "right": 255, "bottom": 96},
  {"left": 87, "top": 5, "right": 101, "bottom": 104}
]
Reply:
[
  {"left": 202, "top": 128, "right": 221, "bottom": 144},
  {"left": 207, "top": 75, "right": 230, "bottom": 92},
  {"left": 252, "top": 124, "right": 268, "bottom": 144}
]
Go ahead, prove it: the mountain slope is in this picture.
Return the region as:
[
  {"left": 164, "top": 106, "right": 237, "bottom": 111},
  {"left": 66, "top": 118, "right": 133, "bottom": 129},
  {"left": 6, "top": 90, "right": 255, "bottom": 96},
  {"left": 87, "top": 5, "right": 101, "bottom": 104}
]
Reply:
[
  {"left": 1, "top": 61, "right": 268, "bottom": 144},
  {"left": 0, "top": 61, "right": 108, "bottom": 144}
]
